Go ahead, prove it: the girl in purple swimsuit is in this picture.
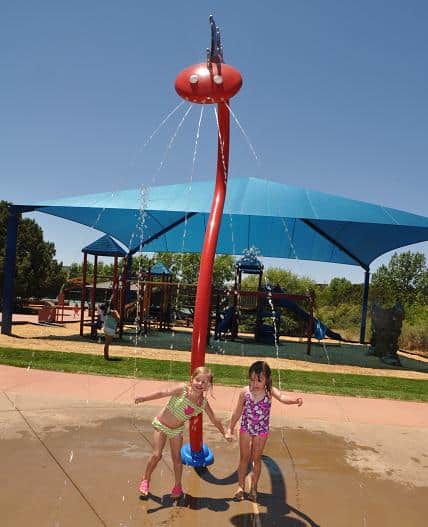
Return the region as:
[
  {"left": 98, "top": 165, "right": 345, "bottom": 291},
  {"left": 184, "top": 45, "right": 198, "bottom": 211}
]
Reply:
[{"left": 226, "top": 361, "right": 303, "bottom": 501}]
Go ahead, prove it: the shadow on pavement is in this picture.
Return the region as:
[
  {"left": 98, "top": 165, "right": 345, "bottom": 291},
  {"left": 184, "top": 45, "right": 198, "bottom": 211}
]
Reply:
[{"left": 195, "top": 455, "right": 320, "bottom": 526}]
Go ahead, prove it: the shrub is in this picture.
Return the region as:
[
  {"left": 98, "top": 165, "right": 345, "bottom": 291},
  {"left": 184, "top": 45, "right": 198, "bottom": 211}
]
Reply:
[
  {"left": 317, "top": 304, "right": 361, "bottom": 330},
  {"left": 400, "top": 325, "right": 428, "bottom": 356}
]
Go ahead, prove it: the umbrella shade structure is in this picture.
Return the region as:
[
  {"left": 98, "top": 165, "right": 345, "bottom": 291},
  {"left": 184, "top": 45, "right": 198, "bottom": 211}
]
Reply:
[
  {"left": 19, "top": 177, "right": 428, "bottom": 269},
  {"left": 3, "top": 177, "right": 428, "bottom": 338}
]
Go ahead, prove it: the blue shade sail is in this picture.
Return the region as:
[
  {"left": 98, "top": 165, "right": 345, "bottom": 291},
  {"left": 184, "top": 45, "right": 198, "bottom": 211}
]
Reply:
[{"left": 22, "top": 177, "right": 428, "bottom": 269}]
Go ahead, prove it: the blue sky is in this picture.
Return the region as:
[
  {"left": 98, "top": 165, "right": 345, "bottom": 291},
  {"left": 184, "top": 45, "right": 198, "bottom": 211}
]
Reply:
[{"left": 1, "top": 1, "right": 427, "bottom": 283}]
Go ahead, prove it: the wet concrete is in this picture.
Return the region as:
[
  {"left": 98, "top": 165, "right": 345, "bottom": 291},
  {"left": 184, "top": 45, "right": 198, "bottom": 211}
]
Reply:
[{"left": 1, "top": 397, "right": 427, "bottom": 527}]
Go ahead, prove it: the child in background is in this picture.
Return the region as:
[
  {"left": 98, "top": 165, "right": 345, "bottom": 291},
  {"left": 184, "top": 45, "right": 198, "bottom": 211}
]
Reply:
[
  {"left": 101, "top": 305, "right": 120, "bottom": 360},
  {"left": 135, "top": 366, "right": 231, "bottom": 499},
  {"left": 226, "top": 360, "right": 303, "bottom": 501}
]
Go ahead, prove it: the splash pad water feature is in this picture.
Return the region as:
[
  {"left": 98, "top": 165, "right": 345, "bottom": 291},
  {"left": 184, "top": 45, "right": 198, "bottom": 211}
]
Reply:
[{"left": 176, "top": 16, "right": 242, "bottom": 466}]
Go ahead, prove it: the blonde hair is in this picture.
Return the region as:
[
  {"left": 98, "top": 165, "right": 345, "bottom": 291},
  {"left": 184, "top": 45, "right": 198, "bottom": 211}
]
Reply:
[{"left": 191, "top": 366, "right": 214, "bottom": 397}]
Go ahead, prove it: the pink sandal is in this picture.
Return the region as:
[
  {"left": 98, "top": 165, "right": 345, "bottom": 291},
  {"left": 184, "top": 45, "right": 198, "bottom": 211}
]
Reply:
[
  {"left": 139, "top": 479, "right": 149, "bottom": 496},
  {"left": 171, "top": 484, "right": 183, "bottom": 499}
]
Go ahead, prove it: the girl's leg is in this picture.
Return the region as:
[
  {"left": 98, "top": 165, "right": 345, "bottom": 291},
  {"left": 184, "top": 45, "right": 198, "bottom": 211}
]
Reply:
[
  {"left": 169, "top": 434, "right": 184, "bottom": 488},
  {"left": 143, "top": 430, "right": 167, "bottom": 483},
  {"left": 249, "top": 434, "right": 268, "bottom": 499},
  {"left": 235, "top": 432, "right": 252, "bottom": 498},
  {"left": 103, "top": 335, "right": 112, "bottom": 360}
]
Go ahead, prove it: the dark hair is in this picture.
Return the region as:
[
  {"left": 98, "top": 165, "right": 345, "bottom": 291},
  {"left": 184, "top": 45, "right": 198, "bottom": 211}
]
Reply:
[{"left": 248, "top": 361, "right": 272, "bottom": 395}]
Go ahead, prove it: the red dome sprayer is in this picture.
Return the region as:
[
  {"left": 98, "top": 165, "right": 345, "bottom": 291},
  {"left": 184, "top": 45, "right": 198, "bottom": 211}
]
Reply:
[{"left": 177, "top": 16, "right": 242, "bottom": 466}]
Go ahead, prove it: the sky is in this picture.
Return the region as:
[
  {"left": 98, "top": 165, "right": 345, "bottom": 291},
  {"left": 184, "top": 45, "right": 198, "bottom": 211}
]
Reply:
[{"left": 1, "top": 1, "right": 427, "bottom": 284}]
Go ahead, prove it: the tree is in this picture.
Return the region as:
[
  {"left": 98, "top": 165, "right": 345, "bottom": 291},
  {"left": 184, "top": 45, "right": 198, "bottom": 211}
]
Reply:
[
  {"left": 65, "top": 252, "right": 235, "bottom": 289},
  {"left": 0, "top": 201, "right": 67, "bottom": 300},
  {"left": 212, "top": 254, "right": 235, "bottom": 288},
  {"left": 153, "top": 252, "right": 235, "bottom": 288},
  {"left": 322, "top": 277, "right": 362, "bottom": 306},
  {"left": 241, "top": 267, "right": 316, "bottom": 294},
  {"left": 131, "top": 254, "right": 153, "bottom": 275},
  {"left": 371, "top": 251, "right": 428, "bottom": 306},
  {"left": 67, "top": 260, "right": 117, "bottom": 280}
]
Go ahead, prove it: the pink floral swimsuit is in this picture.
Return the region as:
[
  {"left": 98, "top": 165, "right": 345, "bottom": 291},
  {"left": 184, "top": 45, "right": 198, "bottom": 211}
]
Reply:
[{"left": 240, "top": 389, "right": 272, "bottom": 437}]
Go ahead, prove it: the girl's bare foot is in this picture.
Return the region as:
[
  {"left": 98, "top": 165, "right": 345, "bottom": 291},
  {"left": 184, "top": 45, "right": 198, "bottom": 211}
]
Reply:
[
  {"left": 248, "top": 487, "right": 257, "bottom": 502},
  {"left": 233, "top": 487, "right": 245, "bottom": 501}
]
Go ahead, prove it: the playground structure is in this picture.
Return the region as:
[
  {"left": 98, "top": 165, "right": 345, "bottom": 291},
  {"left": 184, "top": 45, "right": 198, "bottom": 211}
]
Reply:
[
  {"left": 126, "top": 262, "right": 174, "bottom": 334},
  {"left": 213, "top": 252, "right": 338, "bottom": 355},
  {"left": 78, "top": 235, "right": 126, "bottom": 338},
  {"left": 71, "top": 244, "right": 194, "bottom": 339},
  {"left": 37, "top": 277, "right": 84, "bottom": 324},
  {"left": 74, "top": 255, "right": 325, "bottom": 357}
]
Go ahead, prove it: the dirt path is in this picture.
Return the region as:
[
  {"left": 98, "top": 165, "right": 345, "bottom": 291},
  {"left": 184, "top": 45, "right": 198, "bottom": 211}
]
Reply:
[{"left": 1, "top": 322, "right": 428, "bottom": 380}]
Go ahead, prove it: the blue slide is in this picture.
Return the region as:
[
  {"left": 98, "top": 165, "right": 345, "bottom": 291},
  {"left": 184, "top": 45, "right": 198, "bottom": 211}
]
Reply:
[
  {"left": 216, "top": 299, "right": 342, "bottom": 341},
  {"left": 275, "top": 296, "right": 342, "bottom": 341}
]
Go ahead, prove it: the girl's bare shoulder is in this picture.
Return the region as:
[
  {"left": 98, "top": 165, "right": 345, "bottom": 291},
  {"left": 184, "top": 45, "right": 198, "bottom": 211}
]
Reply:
[
  {"left": 169, "top": 382, "right": 186, "bottom": 396},
  {"left": 238, "top": 387, "right": 249, "bottom": 399}
]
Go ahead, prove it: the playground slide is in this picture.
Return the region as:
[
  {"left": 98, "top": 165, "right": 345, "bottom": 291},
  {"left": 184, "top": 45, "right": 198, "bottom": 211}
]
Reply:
[
  {"left": 216, "top": 299, "right": 342, "bottom": 341},
  {"left": 275, "top": 296, "right": 342, "bottom": 341}
]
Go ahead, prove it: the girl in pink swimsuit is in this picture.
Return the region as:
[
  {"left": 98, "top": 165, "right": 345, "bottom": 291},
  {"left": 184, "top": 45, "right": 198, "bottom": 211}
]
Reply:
[{"left": 226, "top": 361, "right": 303, "bottom": 501}]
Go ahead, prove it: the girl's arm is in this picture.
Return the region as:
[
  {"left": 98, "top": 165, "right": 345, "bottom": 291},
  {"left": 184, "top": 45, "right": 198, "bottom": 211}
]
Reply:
[
  {"left": 204, "top": 401, "right": 232, "bottom": 442},
  {"left": 110, "top": 309, "right": 120, "bottom": 321},
  {"left": 271, "top": 387, "right": 303, "bottom": 406},
  {"left": 135, "top": 383, "right": 184, "bottom": 404},
  {"left": 226, "top": 389, "right": 246, "bottom": 438}
]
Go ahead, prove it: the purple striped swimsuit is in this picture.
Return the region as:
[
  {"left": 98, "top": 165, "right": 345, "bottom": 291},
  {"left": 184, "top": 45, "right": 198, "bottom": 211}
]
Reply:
[{"left": 240, "top": 389, "right": 272, "bottom": 437}]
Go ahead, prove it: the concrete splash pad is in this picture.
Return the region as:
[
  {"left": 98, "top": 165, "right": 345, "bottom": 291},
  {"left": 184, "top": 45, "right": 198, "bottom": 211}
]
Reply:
[{"left": 1, "top": 366, "right": 427, "bottom": 526}]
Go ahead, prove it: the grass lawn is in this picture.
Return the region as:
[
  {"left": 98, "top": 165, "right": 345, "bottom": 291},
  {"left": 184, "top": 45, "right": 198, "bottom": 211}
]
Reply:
[{"left": 1, "top": 346, "right": 427, "bottom": 402}]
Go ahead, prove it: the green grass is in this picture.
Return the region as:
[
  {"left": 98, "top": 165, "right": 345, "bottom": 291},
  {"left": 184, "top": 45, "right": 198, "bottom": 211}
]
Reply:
[{"left": 1, "top": 346, "right": 427, "bottom": 402}]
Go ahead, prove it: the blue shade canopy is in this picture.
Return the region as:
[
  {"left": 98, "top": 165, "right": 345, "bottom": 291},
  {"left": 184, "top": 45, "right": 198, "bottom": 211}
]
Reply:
[
  {"left": 82, "top": 235, "right": 127, "bottom": 257},
  {"left": 22, "top": 177, "right": 428, "bottom": 270},
  {"left": 150, "top": 262, "right": 172, "bottom": 275}
]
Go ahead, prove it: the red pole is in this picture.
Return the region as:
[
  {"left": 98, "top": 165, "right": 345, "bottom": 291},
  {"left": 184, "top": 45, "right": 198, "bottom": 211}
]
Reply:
[
  {"left": 189, "top": 101, "right": 230, "bottom": 452},
  {"left": 174, "top": 17, "right": 242, "bottom": 464}
]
